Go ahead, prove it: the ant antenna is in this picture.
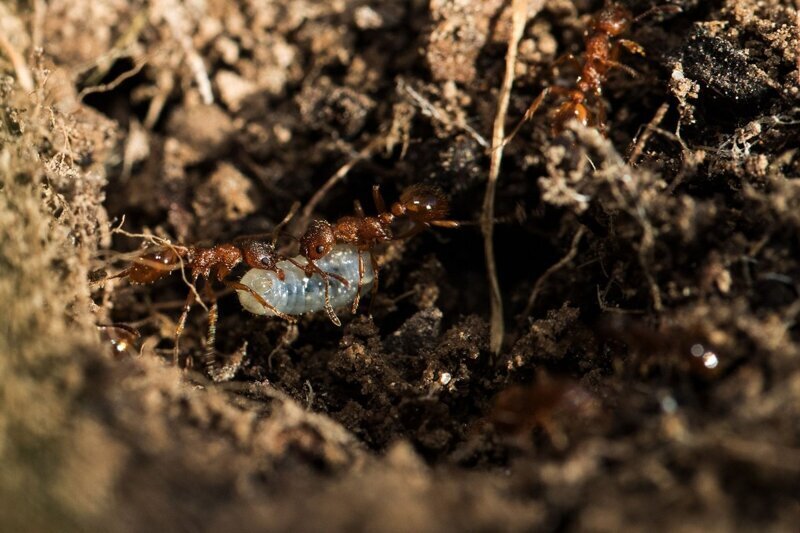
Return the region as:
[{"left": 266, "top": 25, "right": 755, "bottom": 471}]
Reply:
[
  {"left": 271, "top": 201, "right": 301, "bottom": 245},
  {"left": 455, "top": 210, "right": 527, "bottom": 228},
  {"left": 634, "top": 4, "right": 682, "bottom": 23},
  {"left": 231, "top": 201, "right": 301, "bottom": 246}
]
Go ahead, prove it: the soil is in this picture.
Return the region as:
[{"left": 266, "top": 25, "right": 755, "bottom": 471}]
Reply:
[{"left": 2, "top": 0, "right": 800, "bottom": 531}]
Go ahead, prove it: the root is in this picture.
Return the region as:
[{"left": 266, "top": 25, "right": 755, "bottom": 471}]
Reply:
[{"left": 481, "top": 0, "right": 544, "bottom": 355}]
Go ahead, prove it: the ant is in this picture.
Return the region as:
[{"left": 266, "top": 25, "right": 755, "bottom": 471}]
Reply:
[
  {"left": 110, "top": 184, "right": 458, "bottom": 358},
  {"left": 293, "top": 183, "right": 459, "bottom": 323},
  {"left": 490, "top": 377, "right": 599, "bottom": 448},
  {"left": 112, "top": 236, "right": 294, "bottom": 362},
  {"left": 506, "top": 1, "right": 681, "bottom": 139}
]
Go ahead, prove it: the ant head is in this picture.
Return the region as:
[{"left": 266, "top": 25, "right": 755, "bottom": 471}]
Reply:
[
  {"left": 300, "top": 220, "right": 335, "bottom": 260},
  {"left": 240, "top": 239, "right": 280, "bottom": 270},
  {"left": 391, "top": 184, "right": 450, "bottom": 224},
  {"left": 591, "top": 3, "right": 632, "bottom": 36}
]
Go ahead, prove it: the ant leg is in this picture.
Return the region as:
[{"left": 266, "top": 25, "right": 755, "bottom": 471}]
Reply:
[
  {"left": 285, "top": 258, "right": 343, "bottom": 326},
  {"left": 351, "top": 251, "right": 365, "bottom": 313},
  {"left": 586, "top": 90, "right": 607, "bottom": 136},
  {"left": 633, "top": 4, "right": 682, "bottom": 24},
  {"left": 272, "top": 200, "right": 301, "bottom": 245},
  {"left": 607, "top": 60, "right": 640, "bottom": 78},
  {"left": 372, "top": 185, "right": 387, "bottom": 214},
  {"left": 286, "top": 258, "right": 349, "bottom": 287},
  {"left": 430, "top": 220, "right": 460, "bottom": 229},
  {"left": 173, "top": 275, "right": 200, "bottom": 366},
  {"left": 203, "top": 282, "right": 219, "bottom": 358},
  {"left": 608, "top": 41, "right": 642, "bottom": 78},
  {"left": 233, "top": 203, "right": 301, "bottom": 246},
  {"left": 225, "top": 280, "right": 297, "bottom": 323},
  {"left": 202, "top": 282, "right": 219, "bottom": 370},
  {"left": 367, "top": 255, "right": 380, "bottom": 317},
  {"left": 353, "top": 199, "right": 365, "bottom": 218},
  {"left": 502, "top": 87, "right": 551, "bottom": 147},
  {"left": 393, "top": 222, "right": 427, "bottom": 241},
  {"left": 108, "top": 267, "right": 133, "bottom": 281},
  {"left": 319, "top": 272, "right": 342, "bottom": 327},
  {"left": 595, "top": 94, "right": 608, "bottom": 137},
  {"left": 616, "top": 39, "right": 645, "bottom": 57},
  {"left": 550, "top": 52, "right": 582, "bottom": 73}
]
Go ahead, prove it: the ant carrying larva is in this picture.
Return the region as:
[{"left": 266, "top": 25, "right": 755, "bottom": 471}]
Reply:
[
  {"left": 108, "top": 234, "right": 293, "bottom": 362},
  {"left": 104, "top": 204, "right": 300, "bottom": 363},
  {"left": 237, "top": 183, "right": 459, "bottom": 325},
  {"left": 107, "top": 183, "right": 458, "bottom": 362}
]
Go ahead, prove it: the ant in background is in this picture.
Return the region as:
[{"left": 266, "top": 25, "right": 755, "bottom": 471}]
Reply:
[
  {"left": 506, "top": 1, "right": 681, "bottom": 140},
  {"left": 112, "top": 235, "right": 293, "bottom": 363},
  {"left": 295, "top": 183, "right": 459, "bottom": 322},
  {"left": 489, "top": 376, "right": 600, "bottom": 449}
]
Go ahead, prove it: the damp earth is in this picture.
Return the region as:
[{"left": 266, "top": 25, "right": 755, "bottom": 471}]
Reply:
[{"left": 2, "top": 0, "right": 800, "bottom": 531}]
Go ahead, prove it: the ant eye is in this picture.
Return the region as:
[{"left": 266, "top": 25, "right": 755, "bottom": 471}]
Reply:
[
  {"left": 261, "top": 258, "right": 272, "bottom": 266},
  {"left": 316, "top": 245, "right": 325, "bottom": 254}
]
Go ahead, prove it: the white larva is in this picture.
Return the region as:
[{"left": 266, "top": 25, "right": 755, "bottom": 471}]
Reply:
[{"left": 236, "top": 244, "right": 374, "bottom": 317}]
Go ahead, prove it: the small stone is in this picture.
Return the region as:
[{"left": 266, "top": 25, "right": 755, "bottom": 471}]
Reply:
[{"left": 215, "top": 70, "right": 259, "bottom": 112}]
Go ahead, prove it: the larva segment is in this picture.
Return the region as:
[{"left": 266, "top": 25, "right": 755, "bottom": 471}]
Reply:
[{"left": 237, "top": 245, "right": 375, "bottom": 319}]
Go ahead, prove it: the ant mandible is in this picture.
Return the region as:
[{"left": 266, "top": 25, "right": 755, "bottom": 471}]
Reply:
[
  {"left": 113, "top": 236, "right": 294, "bottom": 362},
  {"left": 506, "top": 1, "right": 680, "bottom": 139},
  {"left": 293, "top": 183, "right": 459, "bottom": 324}
]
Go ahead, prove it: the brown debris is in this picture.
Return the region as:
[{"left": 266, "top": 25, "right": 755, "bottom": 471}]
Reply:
[{"left": 426, "top": 0, "right": 504, "bottom": 84}]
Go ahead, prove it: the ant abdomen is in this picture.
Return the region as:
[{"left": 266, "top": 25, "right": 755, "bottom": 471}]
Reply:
[
  {"left": 124, "top": 248, "right": 183, "bottom": 284},
  {"left": 391, "top": 184, "right": 451, "bottom": 224}
]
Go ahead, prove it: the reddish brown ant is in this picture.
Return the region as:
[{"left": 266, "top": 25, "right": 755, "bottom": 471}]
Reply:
[
  {"left": 111, "top": 185, "right": 457, "bottom": 356},
  {"left": 113, "top": 236, "right": 294, "bottom": 362},
  {"left": 390, "top": 184, "right": 461, "bottom": 238},
  {"left": 293, "top": 183, "right": 459, "bottom": 323},
  {"left": 599, "top": 315, "right": 725, "bottom": 379},
  {"left": 490, "top": 377, "right": 600, "bottom": 448},
  {"left": 507, "top": 1, "right": 681, "bottom": 139}
]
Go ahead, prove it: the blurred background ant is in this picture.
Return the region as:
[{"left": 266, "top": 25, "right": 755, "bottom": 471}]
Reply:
[{"left": 489, "top": 374, "right": 600, "bottom": 449}]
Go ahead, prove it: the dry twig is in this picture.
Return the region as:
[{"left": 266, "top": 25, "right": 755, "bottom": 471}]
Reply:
[
  {"left": 160, "top": 0, "right": 214, "bottom": 105},
  {"left": 398, "top": 79, "right": 489, "bottom": 148},
  {"left": 78, "top": 57, "right": 147, "bottom": 100},
  {"left": 482, "top": 0, "right": 543, "bottom": 355},
  {"left": 0, "top": 32, "right": 34, "bottom": 93},
  {"left": 522, "top": 226, "right": 586, "bottom": 320},
  {"left": 294, "top": 138, "right": 382, "bottom": 235},
  {"left": 627, "top": 102, "right": 669, "bottom": 165}
]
